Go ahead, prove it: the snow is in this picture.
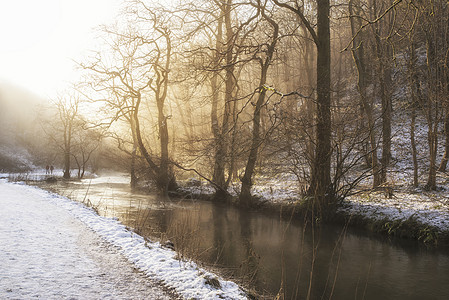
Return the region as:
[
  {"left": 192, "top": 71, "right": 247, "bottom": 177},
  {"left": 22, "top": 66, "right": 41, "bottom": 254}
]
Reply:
[
  {"left": 180, "top": 169, "right": 449, "bottom": 234},
  {"left": 0, "top": 180, "right": 247, "bottom": 300},
  {"left": 335, "top": 109, "right": 449, "bottom": 232},
  {"left": 252, "top": 171, "right": 449, "bottom": 233},
  {"left": 339, "top": 190, "right": 449, "bottom": 231},
  {"left": 0, "top": 144, "right": 36, "bottom": 171},
  {"left": 179, "top": 102, "right": 449, "bottom": 236},
  {"left": 0, "top": 180, "right": 171, "bottom": 299}
]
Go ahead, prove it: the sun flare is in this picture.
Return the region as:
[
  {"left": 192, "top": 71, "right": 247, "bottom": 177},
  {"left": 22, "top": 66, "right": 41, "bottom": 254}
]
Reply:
[
  {"left": 0, "top": 0, "right": 61, "bottom": 52},
  {"left": 0, "top": 0, "right": 121, "bottom": 98}
]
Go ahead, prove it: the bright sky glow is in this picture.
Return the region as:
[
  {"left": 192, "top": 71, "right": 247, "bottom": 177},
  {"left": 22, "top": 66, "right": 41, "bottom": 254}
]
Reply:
[{"left": 0, "top": 0, "right": 123, "bottom": 99}]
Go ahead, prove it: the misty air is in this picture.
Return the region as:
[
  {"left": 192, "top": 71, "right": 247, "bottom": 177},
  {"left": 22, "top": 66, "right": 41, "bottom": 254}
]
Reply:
[{"left": 1, "top": 0, "right": 449, "bottom": 299}]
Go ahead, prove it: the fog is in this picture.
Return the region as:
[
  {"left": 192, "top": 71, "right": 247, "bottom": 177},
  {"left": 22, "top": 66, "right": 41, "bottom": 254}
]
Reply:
[
  {"left": 0, "top": 0, "right": 447, "bottom": 202},
  {"left": 0, "top": 0, "right": 122, "bottom": 98}
]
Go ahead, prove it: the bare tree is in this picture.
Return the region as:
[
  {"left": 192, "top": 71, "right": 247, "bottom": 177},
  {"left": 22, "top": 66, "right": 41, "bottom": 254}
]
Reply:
[
  {"left": 373, "top": 2, "right": 393, "bottom": 184},
  {"left": 210, "top": 0, "right": 240, "bottom": 199},
  {"left": 349, "top": 0, "right": 382, "bottom": 188},
  {"left": 81, "top": 4, "right": 178, "bottom": 195},
  {"left": 181, "top": 0, "right": 261, "bottom": 199},
  {"left": 273, "top": 0, "right": 333, "bottom": 214},
  {"left": 416, "top": 0, "right": 448, "bottom": 190},
  {"left": 407, "top": 37, "right": 420, "bottom": 187},
  {"left": 55, "top": 94, "right": 80, "bottom": 179},
  {"left": 71, "top": 121, "right": 103, "bottom": 179},
  {"left": 239, "top": 0, "right": 279, "bottom": 207}
]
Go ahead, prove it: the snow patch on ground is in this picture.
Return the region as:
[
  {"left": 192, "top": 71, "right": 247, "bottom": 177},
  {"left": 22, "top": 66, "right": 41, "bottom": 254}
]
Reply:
[
  {"left": 0, "top": 180, "right": 171, "bottom": 299},
  {"left": 339, "top": 190, "right": 449, "bottom": 231},
  {"left": 4, "top": 181, "right": 247, "bottom": 299},
  {"left": 180, "top": 171, "right": 449, "bottom": 234},
  {"left": 0, "top": 144, "right": 36, "bottom": 171}
]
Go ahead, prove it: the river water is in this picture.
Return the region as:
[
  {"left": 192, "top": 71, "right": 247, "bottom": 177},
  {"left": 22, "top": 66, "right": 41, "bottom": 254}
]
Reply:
[{"left": 40, "top": 174, "right": 449, "bottom": 299}]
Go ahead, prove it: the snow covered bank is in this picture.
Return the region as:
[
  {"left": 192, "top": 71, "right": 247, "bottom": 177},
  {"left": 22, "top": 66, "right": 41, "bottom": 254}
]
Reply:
[
  {"left": 0, "top": 180, "right": 171, "bottom": 299},
  {"left": 0, "top": 180, "right": 247, "bottom": 299},
  {"left": 340, "top": 190, "right": 449, "bottom": 231},
  {"left": 179, "top": 175, "right": 449, "bottom": 245}
]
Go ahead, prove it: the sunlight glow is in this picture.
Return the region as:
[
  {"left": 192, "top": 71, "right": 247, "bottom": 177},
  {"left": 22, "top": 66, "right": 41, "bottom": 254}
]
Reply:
[{"left": 0, "top": 0, "right": 122, "bottom": 98}]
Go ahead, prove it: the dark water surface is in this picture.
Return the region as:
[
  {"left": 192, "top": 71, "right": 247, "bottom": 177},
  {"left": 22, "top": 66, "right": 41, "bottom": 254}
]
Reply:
[{"left": 41, "top": 175, "right": 449, "bottom": 299}]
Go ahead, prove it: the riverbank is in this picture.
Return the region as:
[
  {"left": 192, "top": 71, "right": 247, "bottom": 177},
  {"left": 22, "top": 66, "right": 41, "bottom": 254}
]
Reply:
[
  {"left": 178, "top": 173, "right": 449, "bottom": 248},
  {"left": 3, "top": 171, "right": 449, "bottom": 298},
  {"left": 0, "top": 179, "right": 247, "bottom": 299},
  {"left": 0, "top": 180, "right": 175, "bottom": 299},
  {"left": 4, "top": 169, "right": 449, "bottom": 247}
]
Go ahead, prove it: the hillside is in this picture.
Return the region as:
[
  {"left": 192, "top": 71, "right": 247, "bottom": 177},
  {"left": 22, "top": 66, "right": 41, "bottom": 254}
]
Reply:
[{"left": 0, "top": 82, "right": 46, "bottom": 171}]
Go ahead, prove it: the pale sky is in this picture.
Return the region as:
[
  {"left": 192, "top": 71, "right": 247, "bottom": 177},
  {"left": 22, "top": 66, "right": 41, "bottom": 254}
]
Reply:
[{"left": 0, "top": 0, "right": 123, "bottom": 99}]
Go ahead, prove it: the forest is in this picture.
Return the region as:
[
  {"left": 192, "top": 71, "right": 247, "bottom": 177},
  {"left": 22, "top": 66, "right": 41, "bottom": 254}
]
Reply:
[
  {"left": 1, "top": 0, "right": 448, "bottom": 217},
  {"left": 2, "top": 0, "right": 449, "bottom": 298}
]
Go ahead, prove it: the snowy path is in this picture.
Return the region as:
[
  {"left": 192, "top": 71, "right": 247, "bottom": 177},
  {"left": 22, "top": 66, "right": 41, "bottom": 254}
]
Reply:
[
  {"left": 0, "top": 180, "right": 246, "bottom": 300},
  {"left": 0, "top": 181, "right": 172, "bottom": 299}
]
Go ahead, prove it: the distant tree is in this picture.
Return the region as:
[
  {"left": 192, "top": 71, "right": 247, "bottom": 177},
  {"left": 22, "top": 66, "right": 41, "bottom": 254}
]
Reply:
[
  {"left": 349, "top": 0, "right": 381, "bottom": 188},
  {"left": 420, "top": 0, "right": 448, "bottom": 190},
  {"left": 71, "top": 122, "right": 103, "bottom": 179},
  {"left": 373, "top": 0, "right": 394, "bottom": 184},
  {"left": 407, "top": 36, "right": 420, "bottom": 187},
  {"left": 55, "top": 94, "right": 80, "bottom": 179}
]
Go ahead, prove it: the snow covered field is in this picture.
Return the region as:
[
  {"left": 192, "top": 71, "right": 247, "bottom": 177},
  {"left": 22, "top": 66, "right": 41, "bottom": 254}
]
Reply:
[{"left": 0, "top": 180, "right": 247, "bottom": 300}]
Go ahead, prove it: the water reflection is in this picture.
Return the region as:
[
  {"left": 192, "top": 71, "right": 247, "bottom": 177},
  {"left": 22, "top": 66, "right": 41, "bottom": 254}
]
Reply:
[{"left": 43, "top": 177, "right": 449, "bottom": 299}]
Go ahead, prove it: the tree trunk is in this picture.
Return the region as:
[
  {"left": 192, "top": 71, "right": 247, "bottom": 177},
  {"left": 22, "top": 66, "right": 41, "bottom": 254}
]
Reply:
[
  {"left": 63, "top": 151, "right": 71, "bottom": 179},
  {"left": 134, "top": 94, "right": 160, "bottom": 181},
  {"left": 408, "top": 41, "right": 420, "bottom": 187},
  {"left": 239, "top": 88, "right": 266, "bottom": 206},
  {"left": 158, "top": 101, "right": 170, "bottom": 195},
  {"left": 427, "top": 128, "right": 438, "bottom": 190},
  {"left": 63, "top": 125, "right": 72, "bottom": 179},
  {"left": 349, "top": 0, "right": 381, "bottom": 188},
  {"left": 226, "top": 92, "right": 238, "bottom": 187},
  {"left": 80, "top": 151, "right": 86, "bottom": 179},
  {"left": 81, "top": 161, "right": 86, "bottom": 179},
  {"left": 213, "top": 0, "right": 234, "bottom": 199},
  {"left": 411, "top": 104, "right": 419, "bottom": 187},
  {"left": 155, "top": 26, "right": 176, "bottom": 196},
  {"left": 309, "top": 0, "right": 332, "bottom": 212},
  {"left": 240, "top": 7, "right": 279, "bottom": 207},
  {"left": 372, "top": 0, "right": 393, "bottom": 184},
  {"left": 425, "top": 32, "right": 438, "bottom": 190},
  {"left": 438, "top": 110, "right": 449, "bottom": 171},
  {"left": 379, "top": 42, "right": 392, "bottom": 183}
]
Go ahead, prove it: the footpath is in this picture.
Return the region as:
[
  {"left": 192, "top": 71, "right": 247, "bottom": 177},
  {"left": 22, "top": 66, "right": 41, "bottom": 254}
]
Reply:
[{"left": 0, "top": 180, "right": 173, "bottom": 299}]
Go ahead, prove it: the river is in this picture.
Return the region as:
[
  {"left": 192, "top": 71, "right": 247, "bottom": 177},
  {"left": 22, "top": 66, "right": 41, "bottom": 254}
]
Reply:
[{"left": 39, "top": 174, "right": 449, "bottom": 299}]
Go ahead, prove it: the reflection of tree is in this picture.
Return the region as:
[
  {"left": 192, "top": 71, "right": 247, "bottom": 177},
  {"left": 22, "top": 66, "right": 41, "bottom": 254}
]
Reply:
[
  {"left": 238, "top": 209, "right": 259, "bottom": 287},
  {"left": 212, "top": 203, "right": 225, "bottom": 263},
  {"left": 211, "top": 205, "right": 260, "bottom": 288},
  {"left": 156, "top": 211, "right": 169, "bottom": 235}
]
